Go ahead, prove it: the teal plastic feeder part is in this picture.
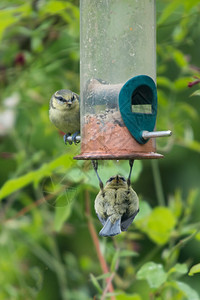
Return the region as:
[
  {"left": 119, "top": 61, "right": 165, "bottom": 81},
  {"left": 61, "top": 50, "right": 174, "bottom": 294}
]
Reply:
[{"left": 119, "top": 75, "right": 157, "bottom": 144}]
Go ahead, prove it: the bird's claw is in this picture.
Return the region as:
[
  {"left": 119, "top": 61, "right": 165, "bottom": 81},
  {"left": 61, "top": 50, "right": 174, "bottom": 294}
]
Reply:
[
  {"left": 63, "top": 133, "right": 72, "bottom": 145},
  {"left": 72, "top": 131, "right": 80, "bottom": 145},
  {"left": 127, "top": 159, "right": 134, "bottom": 188},
  {"left": 92, "top": 160, "right": 104, "bottom": 192},
  {"left": 63, "top": 132, "right": 80, "bottom": 145},
  {"left": 92, "top": 160, "right": 98, "bottom": 172}
]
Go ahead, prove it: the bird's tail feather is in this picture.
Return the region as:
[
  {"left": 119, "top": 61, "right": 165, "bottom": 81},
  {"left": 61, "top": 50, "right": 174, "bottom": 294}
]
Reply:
[{"left": 99, "top": 218, "right": 121, "bottom": 237}]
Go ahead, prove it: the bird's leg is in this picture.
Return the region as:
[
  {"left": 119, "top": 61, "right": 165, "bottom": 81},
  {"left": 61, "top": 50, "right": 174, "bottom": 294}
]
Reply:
[
  {"left": 63, "top": 133, "right": 72, "bottom": 145},
  {"left": 92, "top": 160, "right": 104, "bottom": 193},
  {"left": 72, "top": 131, "right": 80, "bottom": 145},
  {"left": 127, "top": 159, "right": 134, "bottom": 189}
]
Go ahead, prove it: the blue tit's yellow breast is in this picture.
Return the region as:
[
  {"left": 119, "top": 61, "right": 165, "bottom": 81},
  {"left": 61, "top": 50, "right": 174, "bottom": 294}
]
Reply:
[{"left": 49, "top": 102, "right": 80, "bottom": 134}]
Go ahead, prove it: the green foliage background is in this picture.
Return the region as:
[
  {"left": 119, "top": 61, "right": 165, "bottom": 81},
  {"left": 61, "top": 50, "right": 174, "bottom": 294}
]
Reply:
[{"left": 0, "top": 0, "right": 200, "bottom": 299}]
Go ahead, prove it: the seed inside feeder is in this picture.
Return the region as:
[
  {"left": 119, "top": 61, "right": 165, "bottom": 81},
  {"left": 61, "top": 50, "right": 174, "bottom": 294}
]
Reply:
[{"left": 80, "top": 108, "right": 156, "bottom": 158}]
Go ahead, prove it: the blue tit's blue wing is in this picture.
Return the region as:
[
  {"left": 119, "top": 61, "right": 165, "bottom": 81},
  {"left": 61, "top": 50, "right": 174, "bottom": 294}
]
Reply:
[
  {"left": 121, "top": 209, "right": 139, "bottom": 232},
  {"left": 99, "top": 218, "right": 121, "bottom": 237}
]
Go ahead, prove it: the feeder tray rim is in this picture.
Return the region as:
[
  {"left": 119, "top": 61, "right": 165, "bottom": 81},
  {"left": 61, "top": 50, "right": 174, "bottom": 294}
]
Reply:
[{"left": 74, "top": 152, "right": 164, "bottom": 160}]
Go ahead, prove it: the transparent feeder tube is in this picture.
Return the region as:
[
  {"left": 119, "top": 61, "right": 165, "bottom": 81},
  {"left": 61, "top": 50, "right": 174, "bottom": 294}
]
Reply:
[{"left": 78, "top": 0, "right": 158, "bottom": 159}]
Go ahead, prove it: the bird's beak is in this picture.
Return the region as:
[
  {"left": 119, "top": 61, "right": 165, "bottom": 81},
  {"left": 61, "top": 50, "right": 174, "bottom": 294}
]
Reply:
[
  {"left": 116, "top": 175, "right": 119, "bottom": 183},
  {"left": 67, "top": 101, "right": 72, "bottom": 107}
]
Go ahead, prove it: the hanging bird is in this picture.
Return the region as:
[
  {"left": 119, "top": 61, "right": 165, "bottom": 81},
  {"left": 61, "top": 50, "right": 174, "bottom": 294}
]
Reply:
[
  {"left": 92, "top": 160, "right": 139, "bottom": 237},
  {"left": 49, "top": 89, "right": 80, "bottom": 144}
]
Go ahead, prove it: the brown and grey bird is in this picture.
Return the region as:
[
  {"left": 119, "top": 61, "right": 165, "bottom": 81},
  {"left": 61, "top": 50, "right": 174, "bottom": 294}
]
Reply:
[
  {"left": 94, "top": 174, "right": 139, "bottom": 237},
  {"left": 92, "top": 159, "right": 139, "bottom": 237},
  {"left": 49, "top": 89, "right": 80, "bottom": 144}
]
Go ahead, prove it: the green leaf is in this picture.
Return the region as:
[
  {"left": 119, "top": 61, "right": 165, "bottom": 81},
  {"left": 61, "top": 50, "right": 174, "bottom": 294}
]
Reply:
[
  {"left": 54, "top": 187, "right": 77, "bottom": 231},
  {"left": 136, "top": 207, "right": 176, "bottom": 245},
  {"left": 168, "top": 263, "right": 188, "bottom": 276},
  {"left": 95, "top": 273, "right": 112, "bottom": 281},
  {"left": 173, "top": 25, "right": 187, "bottom": 42},
  {"left": 185, "top": 189, "right": 199, "bottom": 217},
  {"left": 118, "top": 250, "right": 138, "bottom": 258},
  {"left": 90, "top": 273, "right": 102, "bottom": 293},
  {"left": 190, "top": 89, "right": 200, "bottom": 97},
  {"left": 134, "top": 200, "right": 152, "bottom": 232},
  {"left": 0, "top": 10, "right": 16, "bottom": 40},
  {"left": 184, "top": 0, "right": 200, "bottom": 11},
  {"left": 169, "top": 190, "right": 183, "bottom": 218},
  {"left": 175, "top": 281, "right": 200, "bottom": 300},
  {"left": 148, "top": 207, "right": 176, "bottom": 245},
  {"left": 110, "top": 249, "right": 120, "bottom": 272},
  {"left": 173, "top": 50, "right": 188, "bottom": 68},
  {"left": 0, "top": 153, "right": 75, "bottom": 200},
  {"left": 135, "top": 200, "right": 152, "bottom": 221},
  {"left": 116, "top": 293, "right": 142, "bottom": 300},
  {"left": 195, "top": 232, "right": 200, "bottom": 241},
  {"left": 157, "top": 0, "right": 183, "bottom": 26},
  {"left": 188, "top": 263, "right": 200, "bottom": 276},
  {"left": 42, "top": 1, "right": 67, "bottom": 13},
  {"left": 174, "top": 77, "right": 192, "bottom": 90},
  {"left": 157, "top": 76, "right": 174, "bottom": 90},
  {"left": 178, "top": 103, "right": 198, "bottom": 119},
  {"left": 136, "top": 262, "right": 167, "bottom": 289},
  {"left": 183, "top": 140, "right": 200, "bottom": 153},
  {"left": 0, "top": 4, "right": 31, "bottom": 40}
]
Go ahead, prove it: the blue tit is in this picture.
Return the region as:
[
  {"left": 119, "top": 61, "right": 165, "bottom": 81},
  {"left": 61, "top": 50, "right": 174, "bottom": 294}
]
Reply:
[
  {"left": 49, "top": 89, "right": 80, "bottom": 144},
  {"left": 94, "top": 174, "right": 139, "bottom": 237}
]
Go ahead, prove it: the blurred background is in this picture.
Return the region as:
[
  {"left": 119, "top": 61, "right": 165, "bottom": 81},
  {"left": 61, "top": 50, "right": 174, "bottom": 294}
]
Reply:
[{"left": 0, "top": 0, "right": 200, "bottom": 299}]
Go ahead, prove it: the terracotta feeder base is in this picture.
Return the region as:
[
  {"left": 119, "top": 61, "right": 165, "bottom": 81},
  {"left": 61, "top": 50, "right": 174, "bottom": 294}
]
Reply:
[
  {"left": 74, "top": 111, "right": 164, "bottom": 160},
  {"left": 74, "top": 152, "right": 163, "bottom": 160}
]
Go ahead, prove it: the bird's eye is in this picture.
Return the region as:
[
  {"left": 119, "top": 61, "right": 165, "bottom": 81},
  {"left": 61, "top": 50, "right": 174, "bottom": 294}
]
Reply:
[
  {"left": 71, "top": 94, "right": 75, "bottom": 101},
  {"left": 55, "top": 95, "right": 65, "bottom": 102},
  {"left": 58, "top": 96, "right": 64, "bottom": 101}
]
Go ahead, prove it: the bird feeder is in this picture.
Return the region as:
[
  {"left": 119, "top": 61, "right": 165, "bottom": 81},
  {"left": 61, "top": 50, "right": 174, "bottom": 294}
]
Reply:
[{"left": 74, "top": 0, "right": 171, "bottom": 160}]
